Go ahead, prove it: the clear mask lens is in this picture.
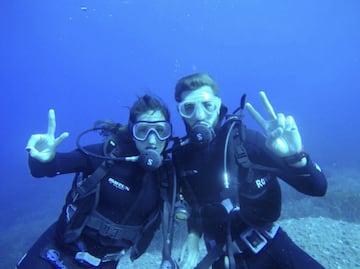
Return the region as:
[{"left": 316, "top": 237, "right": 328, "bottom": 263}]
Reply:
[
  {"left": 132, "top": 121, "right": 172, "bottom": 141},
  {"left": 178, "top": 96, "right": 221, "bottom": 118}
]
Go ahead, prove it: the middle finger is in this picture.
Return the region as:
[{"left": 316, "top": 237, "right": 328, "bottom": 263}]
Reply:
[{"left": 260, "top": 91, "right": 277, "bottom": 120}]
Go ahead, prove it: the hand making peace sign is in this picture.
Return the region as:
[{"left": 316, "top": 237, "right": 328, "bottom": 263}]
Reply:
[
  {"left": 245, "top": 91, "right": 303, "bottom": 158},
  {"left": 25, "top": 109, "right": 69, "bottom": 162}
]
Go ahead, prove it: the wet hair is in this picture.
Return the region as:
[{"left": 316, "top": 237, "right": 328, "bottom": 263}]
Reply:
[
  {"left": 175, "top": 73, "right": 219, "bottom": 102},
  {"left": 129, "top": 94, "right": 170, "bottom": 124}
]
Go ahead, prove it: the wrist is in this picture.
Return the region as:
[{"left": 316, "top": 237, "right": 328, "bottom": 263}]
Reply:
[{"left": 283, "top": 151, "right": 308, "bottom": 167}]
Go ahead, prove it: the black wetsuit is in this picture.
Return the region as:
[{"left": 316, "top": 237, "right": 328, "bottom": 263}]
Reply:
[
  {"left": 17, "top": 142, "right": 163, "bottom": 269},
  {"left": 173, "top": 115, "right": 327, "bottom": 269}
]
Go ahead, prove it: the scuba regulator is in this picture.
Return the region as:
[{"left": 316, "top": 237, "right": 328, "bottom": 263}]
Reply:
[{"left": 188, "top": 121, "right": 216, "bottom": 145}]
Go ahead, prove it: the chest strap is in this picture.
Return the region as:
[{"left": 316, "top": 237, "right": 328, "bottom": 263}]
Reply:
[{"left": 86, "top": 212, "right": 142, "bottom": 243}]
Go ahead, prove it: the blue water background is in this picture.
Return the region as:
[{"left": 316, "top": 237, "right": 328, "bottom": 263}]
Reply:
[{"left": 1, "top": 0, "right": 359, "bottom": 267}]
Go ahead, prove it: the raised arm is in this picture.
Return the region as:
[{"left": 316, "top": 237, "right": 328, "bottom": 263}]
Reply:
[{"left": 26, "top": 109, "right": 69, "bottom": 162}]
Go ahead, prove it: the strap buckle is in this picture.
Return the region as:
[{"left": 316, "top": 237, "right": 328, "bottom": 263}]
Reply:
[
  {"left": 99, "top": 223, "right": 120, "bottom": 238},
  {"left": 75, "top": 252, "right": 101, "bottom": 267},
  {"left": 102, "top": 250, "right": 126, "bottom": 262},
  {"left": 240, "top": 228, "right": 268, "bottom": 254},
  {"left": 263, "top": 223, "right": 280, "bottom": 239},
  {"left": 75, "top": 250, "right": 126, "bottom": 267}
]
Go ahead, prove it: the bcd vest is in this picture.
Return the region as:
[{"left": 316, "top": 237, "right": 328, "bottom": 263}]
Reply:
[
  {"left": 176, "top": 117, "right": 282, "bottom": 227},
  {"left": 55, "top": 139, "right": 175, "bottom": 261}
]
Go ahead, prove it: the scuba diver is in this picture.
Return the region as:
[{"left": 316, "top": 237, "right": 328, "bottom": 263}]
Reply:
[
  {"left": 18, "top": 94, "right": 178, "bottom": 269},
  {"left": 172, "top": 73, "right": 327, "bottom": 269}
]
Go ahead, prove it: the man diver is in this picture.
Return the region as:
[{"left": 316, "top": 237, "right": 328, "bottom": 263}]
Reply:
[{"left": 172, "top": 73, "right": 327, "bottom": 269}]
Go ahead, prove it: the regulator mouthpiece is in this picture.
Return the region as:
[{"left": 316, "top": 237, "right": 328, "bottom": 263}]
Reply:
[
  {"left": 189, "top": 122, "right": 215, "bottom": 145},
  {"left": 138, "top": 149, "right": 162, "bottom": 171}
]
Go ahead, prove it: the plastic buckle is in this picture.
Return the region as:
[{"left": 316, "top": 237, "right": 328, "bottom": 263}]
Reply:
[
  {"left": 221, "top": 198, "right": 234, "bottom": 214},
  {"left": 232, "top": 240, "right": 245, "bottom": 254},
  {"left": 99, "top": 223, "right": 111, "bottom": 237},
  {"left": 240, "top": 228, "right": 267, "bottom": 254},
  {"left": 263, "top": 223, "right": 280, "bottom": 239},
  {"left": 99, "top": 223, "right": 121, "bottom": 239},
  {"left": 65, "top": 204, "right": 77, "bottom": 223},
  {"left": 75, "top": 252, "right": 101, "bottom": 267},
  {"left": 102, "top": 250, "right": 126, "bottom": 262}
]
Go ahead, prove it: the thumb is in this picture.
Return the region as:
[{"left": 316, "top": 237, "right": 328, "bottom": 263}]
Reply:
[
  {"left": 26, "top": 134, "right": 42, "bottom": 150},
  {"left": 28, "top": 148, "right": 40, "bottom": 159},
  {"left": 28, "top": 148, "right": 53, "bottom": 162},
  {"left": 54, "top": 132, "right": 69, "bottom": 147}
]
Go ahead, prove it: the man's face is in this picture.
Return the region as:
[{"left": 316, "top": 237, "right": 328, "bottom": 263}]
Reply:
[
  {"left": 132, "top": 110, "right": 170, "bottom": 156},
  {"left": 178, "top": 85, "right": 221, "bottom": 129}
]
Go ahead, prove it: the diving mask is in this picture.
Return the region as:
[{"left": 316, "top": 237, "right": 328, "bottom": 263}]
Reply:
[
  {"left": 132, "top": 120, "right": 172, "bottom": 142},
  {"left": 178, "top": 96, "right": 221, "bottom": 119}
]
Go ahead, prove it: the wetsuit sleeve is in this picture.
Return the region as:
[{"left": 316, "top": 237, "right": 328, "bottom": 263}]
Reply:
[
  {"left": 28, "top": 144, "right": 104, "bottom": 178},
  {"left": 277, "top": 154, "right": 327, "bottom": 196},
  {"left": 245, "top": 129, "right": 327, "bottom": 196}
]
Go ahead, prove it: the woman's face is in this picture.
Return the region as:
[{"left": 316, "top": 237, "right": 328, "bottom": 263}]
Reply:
[{"left": 132, "top": 110, "right": 169, "bottom": 157}]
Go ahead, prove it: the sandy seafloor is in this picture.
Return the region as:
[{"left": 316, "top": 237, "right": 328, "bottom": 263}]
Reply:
[
  {"left": 2, "top": 164, "right": 360, "bottom": 269},
  {"left": 122, "top": 217, "right": 360, "bottom": 269}
]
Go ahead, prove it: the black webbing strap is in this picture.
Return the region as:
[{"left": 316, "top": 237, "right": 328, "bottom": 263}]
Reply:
[
  {"left": 86, "top": 212, "right": 142, "bottom": 242},
  {"left": 233, "top": 124, "right": 281, "bottom": 173},
  {"left": 160, "top": 162, "right": 179, "bottom": 268},
  {"left": 195, "top": 243, "right": 225, "bottom": 269},
  {"left": 76, "top": 160, "right": 114, "bottom": 198}
]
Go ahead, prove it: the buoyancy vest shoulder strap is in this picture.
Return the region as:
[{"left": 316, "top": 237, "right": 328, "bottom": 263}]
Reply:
[
  {"left": 73, "top": 138, "right": 120, "bottom": 200},
  {"left": 75, "top": 160, "right": 114, "bottom": 199},
  {"left": 158, "top": 159, "right": 176, "bottom": 202},
  {"left": 160, "top": 161, "right": 177, "bottom": 261},
  {"left": 232, "top": 122, "right": 281, "bottom": 173}
]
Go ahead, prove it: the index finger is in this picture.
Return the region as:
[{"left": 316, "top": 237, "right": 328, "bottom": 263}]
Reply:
[
  {"left": 259, "top": 91, "right": 277, "bottom": 120},
  {"left": 245, "top": 102, "right": 267, "bottom": 130},
  {"left": 47, "top": 109, "right": 56, "bottom": 137}
]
